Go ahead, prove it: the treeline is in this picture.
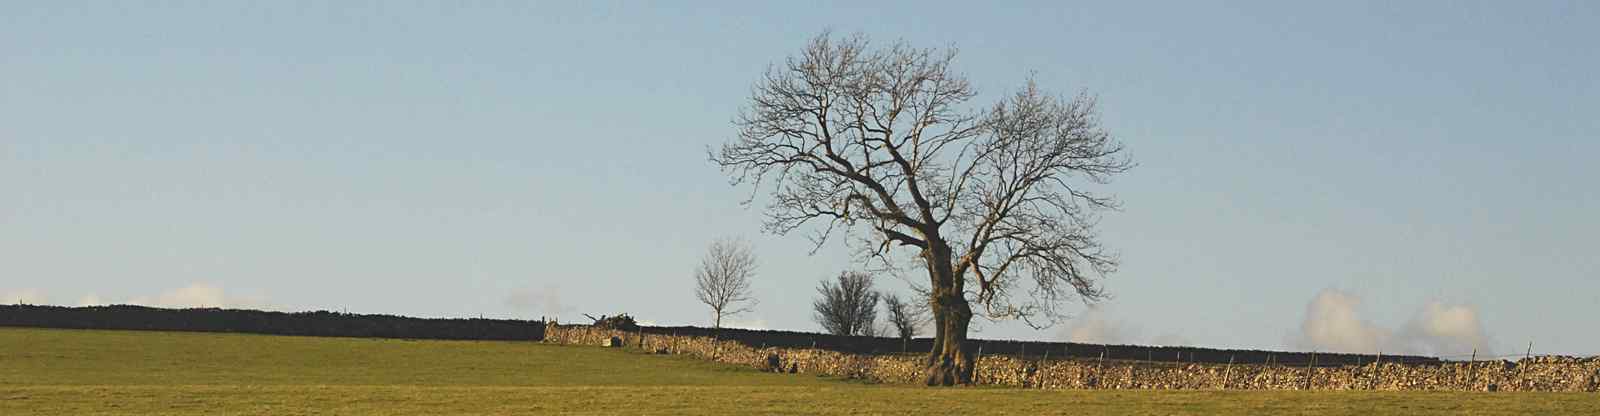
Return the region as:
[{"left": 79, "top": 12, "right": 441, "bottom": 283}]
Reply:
[
  {"left": 0, "top": 304, "right": 543, "bottom": 341},
  {"left": 0, "top": 304, "right": 1443, "bottom": 366},
  {"left": 618, "top": 325, "right": 1442, "bottom": 366}
]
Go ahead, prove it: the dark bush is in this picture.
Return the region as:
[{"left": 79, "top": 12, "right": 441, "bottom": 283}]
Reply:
[{"left": 587, "top": 313, "right": 639, "bottom": 331}]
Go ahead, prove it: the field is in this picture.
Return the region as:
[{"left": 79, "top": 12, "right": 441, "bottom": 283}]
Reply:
[{"left": 0, "top": 328, "right": 1593, "bottom": 415}]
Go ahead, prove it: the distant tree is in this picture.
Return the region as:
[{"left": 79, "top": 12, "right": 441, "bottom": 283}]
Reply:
[
  {"left": 693, "top": 237, "right": 758, "bottom": 329},
  {"left": 812, "top": 271, "right": 880, "bottom": 336},
  {"left": 713, "top": 32, "right": 1131, "bottom": 385},
  {"left": 883, "top": 293, "right": 929, "bottom": 352}
]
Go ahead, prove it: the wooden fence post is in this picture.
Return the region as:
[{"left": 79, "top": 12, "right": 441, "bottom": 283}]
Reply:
[
  {"left": 1304, "top": 351, "right": 1317, "bottom": 390},
  {"left": 1096, "top": 349, "right": 1106, "bottom": 389},
  {"left": 1223, "top": 355, "right": 1235, "bottom": 390},
  {"left": 1467, "top": 348, "right": 1477, "bottom": 390},
  {"left": 1267, "top": 353, "right": 1277, "bottom": 387},
  {"left": 1373, "top": 350, "right": 1382, "bottom": 390},
  {"left": 1129, "top": 358, "right": 1137, "bottom": 389},
  {"left": 975, "top": 342, "right": 984, "bottom": 384},
  {"left": 1039, "top": 349, "right": 1050, "bottom": 390}
]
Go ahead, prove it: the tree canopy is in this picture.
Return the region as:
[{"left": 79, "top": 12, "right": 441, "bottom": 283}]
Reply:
[{"left": 714, "top": 32, "right": 1130, "bottom": 385}]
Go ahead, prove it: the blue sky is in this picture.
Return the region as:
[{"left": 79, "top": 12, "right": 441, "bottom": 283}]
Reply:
[{"left": 3, "top": 1, "right": 1595, "bottom": 357}]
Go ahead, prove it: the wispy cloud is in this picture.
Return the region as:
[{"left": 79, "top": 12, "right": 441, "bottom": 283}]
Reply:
[
  {"left": 2, "top": 288, "right": 47, "bottom": 305},
  {"left": 77, "top": 294, "right": 105, "bottom": 306},
  {"left": 128, "top": 283, "right": 227, "bottom": 308},
  {"left": 1149, "top": 333, "right": 1193, "bottom": 347},
  {"left": 1054, "top": 306, "right": 1194, "bottom": 347},
  {"left": 7, "top": 283, "right": 269, "bottom": 310},
  {"left": 723, "top": 317, "right": 770, "bottom": 330},
  {"left": 504, "top": 284, "right": 573, "bottom": 319}
]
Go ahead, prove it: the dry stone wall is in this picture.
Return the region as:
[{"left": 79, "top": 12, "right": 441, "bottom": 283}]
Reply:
[
  {"left": 619, "top": 323, "right": 1435, "bottom": 366},
  {"left": 545, "top": 324, "right": 1600, "bottom": 392}
]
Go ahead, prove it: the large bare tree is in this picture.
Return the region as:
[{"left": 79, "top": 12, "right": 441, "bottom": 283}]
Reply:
[
  {"left": 693, "top": 237, "right": 758, "bottom": 329},
  {"left": 712, "top": 33, "right": 1131, "bottom": 385},
  {"left": 812, "top": 271, "right": 880, "bottom": 337},
  {"left": 883, "top": 293, "right": 929, "bottom": 352}
]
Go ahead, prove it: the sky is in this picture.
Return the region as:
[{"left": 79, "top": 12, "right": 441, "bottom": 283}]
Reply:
[{"left": 3, "top": 1, "right": 1596, "bottom": 357}]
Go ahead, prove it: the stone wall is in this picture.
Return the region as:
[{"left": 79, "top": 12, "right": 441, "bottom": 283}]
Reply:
[
  {"left": 614, "top": 323, "right": 1438, "bottom": 366},
  {"left": 545, "top": 324, "right": 1600, "bottom": 392}
]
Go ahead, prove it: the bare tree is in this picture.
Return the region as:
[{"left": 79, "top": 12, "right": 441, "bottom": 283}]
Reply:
[
  {"left": 883, "top": 293, "right": 929, "bottom": 352},
  {"left": 812, "top": 271, "right": 880, "bottom": 337},
  {"left": 693, "top": 237, "right": 758, "bottom": 329},
  {"left": 712, "top": 33, "right": 1131, "bottom": 385}
]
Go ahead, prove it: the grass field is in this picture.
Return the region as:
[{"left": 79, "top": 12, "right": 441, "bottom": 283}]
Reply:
[{"left": 1, "top": 327, "right": 1594, "bottom": 415}]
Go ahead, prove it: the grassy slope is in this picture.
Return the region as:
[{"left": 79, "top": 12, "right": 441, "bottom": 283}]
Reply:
[{"left": 1, "top": 328, "right": 1593, "bottom": 415}]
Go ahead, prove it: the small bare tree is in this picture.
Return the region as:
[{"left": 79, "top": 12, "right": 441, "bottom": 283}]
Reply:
[
  {"left": 812, "top": 271, "right": 880, "bottom": 336},
  {"left": 883, "top": 293, "right": 929, "bottom": 352},
  {"left": 693, "top": 237, "right": 758, "bottom": 328},
  {"left": 713, "top": 33, "right": 1131, "bottom": 385}
]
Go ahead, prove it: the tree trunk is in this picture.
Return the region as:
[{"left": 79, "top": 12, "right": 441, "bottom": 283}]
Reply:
[
  {"left": 923, "top": 291, "right": 974, "bottom": 385},
  {"left": 915, "top": 238, "right": 972, "bottom": 388},
  {"left": 921, "top": 238, "right": 974, "bottom": 386}
]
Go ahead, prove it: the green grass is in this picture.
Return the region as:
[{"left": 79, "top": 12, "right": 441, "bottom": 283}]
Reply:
[{"left": 1, "top": 327, "right": 1594, "bottom": 415}]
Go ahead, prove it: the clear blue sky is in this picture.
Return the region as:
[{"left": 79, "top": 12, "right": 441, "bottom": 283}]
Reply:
[{"left": 3, "top": 1, "right": 1595, "bottom": 356}]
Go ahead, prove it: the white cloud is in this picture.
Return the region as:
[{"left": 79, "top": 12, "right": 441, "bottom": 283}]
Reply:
[
  {"left": 1396, "top": 301, "right": 1493, "bottom": 357},
  {"left": 1059, "top": 306, "right": 1136, "bottom": 344},
  {"left": 124, "top": 283, "right": 269, "bottom": 310},
  {"left": 2, "top": 288, "right": 47, "bottom": 305},
  {"left": 1290, "top": 289, "right": 1391, "bottom": 354},
  {"left": 1289, "top": 289, "right": 1493, "bottom": 356}
]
